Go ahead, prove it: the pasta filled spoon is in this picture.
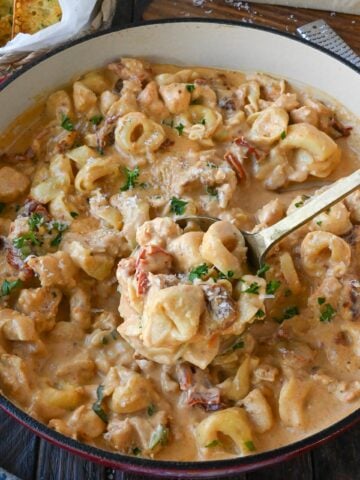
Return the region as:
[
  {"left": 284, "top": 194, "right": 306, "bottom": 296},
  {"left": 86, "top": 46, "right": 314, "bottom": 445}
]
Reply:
[{"left": 176, "top": 169, "right": 360, "bottom": 271}]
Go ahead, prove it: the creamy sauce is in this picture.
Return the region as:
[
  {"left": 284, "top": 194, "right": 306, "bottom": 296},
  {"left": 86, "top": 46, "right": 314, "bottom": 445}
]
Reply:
[{"left": 0, "top": 59, "right": 359, "bottom": 461}]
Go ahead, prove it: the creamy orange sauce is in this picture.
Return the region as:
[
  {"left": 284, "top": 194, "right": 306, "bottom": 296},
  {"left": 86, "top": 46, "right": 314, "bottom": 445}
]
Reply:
[{"left": 0, "top": 59, "right": 359, "bottom": 461}]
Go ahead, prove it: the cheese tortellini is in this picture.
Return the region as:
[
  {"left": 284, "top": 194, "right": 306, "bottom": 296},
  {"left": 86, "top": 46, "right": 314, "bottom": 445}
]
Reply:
[{"left": 1, "top": 57, "right": 359, "bottom": 463}]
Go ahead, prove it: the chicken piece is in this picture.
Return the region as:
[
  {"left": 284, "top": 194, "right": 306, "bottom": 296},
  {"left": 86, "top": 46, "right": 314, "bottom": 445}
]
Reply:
[
  {"left": 159, "top": 83, "right": 191, "bottom": 114},
  {"left": 137, "top": 81, "right": 169, "bottom": 120},
  {"left": 256, "top": 199, "right": 285, "bottom": 227},
  {"left": 17, "top": 287, "right": 62, "bottom": 333},
  {"left": 0, "top": 167, "right": 30, "bottom": 202},
  {"left": 136, "top": 217, "right": 181, "bottom": 248},
  {"left": 55, "top": 355, "right": 96, "bottom": 384},
  {"left": 1, "top": 308, "right": 37, "bottom": 341},
  {"left": 27, "top": 251, "right": 78, "bottom": 288},
  {"left": 108, "top": 58, "right": 152, "bottom": 84},
  {"left": 0, "top": 353, "right": 32, "bottom": 405}
]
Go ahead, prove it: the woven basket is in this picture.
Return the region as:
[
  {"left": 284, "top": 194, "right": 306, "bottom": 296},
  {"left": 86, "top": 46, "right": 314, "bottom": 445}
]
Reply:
[{"left": 0, "top": 0, "right": 117, "bottom": 80}]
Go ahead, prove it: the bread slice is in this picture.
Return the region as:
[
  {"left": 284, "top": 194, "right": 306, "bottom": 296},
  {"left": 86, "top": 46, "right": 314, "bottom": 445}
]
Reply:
[
  {"left": 12, "top": 0, "right": 62, "bottom": 37},
  {"left": 0, "top": 0, "right": 13, "bottom": 46}
]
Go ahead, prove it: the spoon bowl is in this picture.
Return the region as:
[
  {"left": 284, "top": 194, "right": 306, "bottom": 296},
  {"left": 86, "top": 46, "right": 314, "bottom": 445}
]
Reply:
[{"left": 177, "top": 169, "right": 360, "bottom": 271}]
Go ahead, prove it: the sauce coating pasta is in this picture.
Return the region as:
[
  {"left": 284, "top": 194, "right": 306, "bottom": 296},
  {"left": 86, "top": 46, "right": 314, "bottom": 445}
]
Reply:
[{"left": 0, "top": 58, "right": 360, "bottom": 461}]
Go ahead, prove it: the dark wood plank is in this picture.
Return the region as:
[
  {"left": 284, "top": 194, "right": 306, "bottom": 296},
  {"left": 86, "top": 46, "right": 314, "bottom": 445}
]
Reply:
[
  {"left": 0, "top": 408, "right": 38, "bottom": 480},
  {"left": 137, "top": 0, "right": 360, "bottom": 54},
  {"left": 311, "top": 422, "right": 360, "bottom": 480},
  {"left": 35, "top": 439, "right": 105, "bottom": 480},
  {"left": 112, "top": 0, "right": 134, "bottom": 27},
  {"left": 247, "top": 452, "right": 313, "bottom": 480}
]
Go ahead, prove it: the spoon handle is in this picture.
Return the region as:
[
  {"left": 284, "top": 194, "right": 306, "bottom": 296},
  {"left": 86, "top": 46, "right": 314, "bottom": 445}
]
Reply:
[{"left": 253, "top": 169, "right": 360, "bottom": 262}]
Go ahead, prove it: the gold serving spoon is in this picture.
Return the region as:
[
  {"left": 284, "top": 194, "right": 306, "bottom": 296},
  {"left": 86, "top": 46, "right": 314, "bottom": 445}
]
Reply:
[{"left": 176, "top": 169, "right": 360, "bottom": 271}]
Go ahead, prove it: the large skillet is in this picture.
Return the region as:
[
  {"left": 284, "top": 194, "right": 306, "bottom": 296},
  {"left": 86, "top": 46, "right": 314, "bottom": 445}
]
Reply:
[{"left": 0, "top": 20, "right": 359, "bottom": 478}]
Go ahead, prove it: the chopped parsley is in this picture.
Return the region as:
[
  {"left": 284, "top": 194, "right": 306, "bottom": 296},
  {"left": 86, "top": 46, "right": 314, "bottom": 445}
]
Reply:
[
  {"left": 199, "top": 118, "right": 206, "bottom": 125},
  {"left": 317, "top": 297, "right": 326, "bottom": 305},
  {"left": 170, "top": 197, "right": 188, "bottom": 215},
  {"left": 149, "top": 425, "right": 169, "bottom": 450},
  {"left": 244, "top": 282, "right": 260, "bottom": 295},
  {"left": 266, "top": 279, "right": 281, "bottom": 295},
  {"left": 216, "top": 270, "right": 234, "bottom": 280},
  {"left": 274, "top": 305, "right": 299, "bottom": 324},
  {"left": 92, "top": 385, "right": 108, "bottom": 423},
  {"left": 28, "top": 212, "right": 44, "bottom": 231},
  {"left": 231, "top": 339, "right": 245, "bottom": 351},
  {"left": 162, "top": 119, "right": 174, "bottom": 128},
  {"left": 319, "top": 303, "right": 336, "bottom": 323},
  {"left": 189, "top": 263, "right": 209, "bottom": 282},
  {"left": 316, "top": 220, "right": 323, "bottom": 226},
  {"left": 295, "top": 195, "right": 310, "bottom": 209},
  {"left": 147, "top": 403, "right": 156, "bottom": 417},
  {"left": 244, "top": 440, "right": 256, "bottom": 452},
  {"left": 0, "top": 203, "right": 5, "bottom": 214},
  {"left": 206, "top": 186, "right": 218, "bottom": 197},
  {"left": 255, "top": 309, "right": 266, "bottom": 318},
  {"left": 61, "top": 114, "right": 74, "bottom": 132},
  {"left": 132, "top": 447, "right": 142, "bottom": 456},
  {"left": 280, "top": 131, "right": 287, "bottom": 140},
  {"left": 102, "top": 329, "right": 120, "bottom": 345},
  {"left": 0, "top": 279, "right": 22, "bottom": 297},
  {"left": 207, "top": 161, "right": 218, "bottom": 169},
  {"left": 49, "top": 221, "right": 69, "bottom": 247},
  {"left": 205, "top": 439, "right": 222, "bottom": 448},
  {"left": 283, "top": 306, "right": 299, "bottom": 320},
  {"left": 186, "top": 84, "right": 195, "bottom": 93},
  {"left": 256, "top": 263, "right": 270, "bottom": 278},
  {"left": 13, "top": 232, "right": 42, "bottom": 257},
  {"left": 90, "top": 115, "right": 104, "bottom": 125},
  {"left": 70, "top": 211, "right": 79, "bottom": 218},
  {"left": 175, "top": 123, "right": 185, "bottom": 136},
  {"left": 120, "top": 167, "right": 140, "bottom": 191},
  {"left": 284, "top": 289, "right": 292, "bottom": 297}
]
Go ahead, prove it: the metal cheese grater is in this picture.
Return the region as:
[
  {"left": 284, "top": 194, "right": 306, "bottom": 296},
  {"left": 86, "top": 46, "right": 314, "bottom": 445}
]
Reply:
[{"left": 297, "top": 19, "right": 360, "bottom": 69}]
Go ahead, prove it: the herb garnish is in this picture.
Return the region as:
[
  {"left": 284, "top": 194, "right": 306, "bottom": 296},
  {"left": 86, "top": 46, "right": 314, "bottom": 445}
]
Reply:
[
  {"left": 244, "top": 282, "right": 260, "bottom": 295},
  {"left": 90, "top": 115, "right": 104, "bottom": 125},
  {"left": 255, "top": 309, "right": 265, "bottom": 318},
  {"left": 316, "top": 221, "right": 322, "bottom": 226},
  {"left": 186, "top": 84, "right": 195, "bottom": 93},
  {"left": 206, "top": 186, "right": 218, "bottom": 197},
  {"left": 28, "top": 212, "right": 44, "bottom": 231},
  {"left": 170, "top": 197, "right": 188, "bottom": 215},
  {"left": 216, "top": 270, "right": 234, "bottom": 280},
  {"left": 61, "top": 114, "right": 74, "bottom": 132},
  {"left": 256, "top": 263, "right": 270, "bottom": 278},
  {"left": 147, "top": 403, "right": 156, "bottom": 417},
  {"left": 13, "top": 232, "right": 42, "bottom": 257},
  {"left": 244, "top": 440, "right": 256, "bottom": 452},
  {"left": 149, "top": 425, "right": 169, "bottom": 450},
  {"left": 317, "top": 297, "right": 326, "bottom": 305},
  {"left": 283, "top": 306, "right": 299, "bottom": 320},
  {"left": 49, "top": 221, "right": 69, "bottom": 247},
  {"left": 0, "top": 279, "right": 22, "bottom": 297},
  {"left": 319, "top": 303, "right": 336, "bottom": 322},
  {"left": 92, "top": 385, "right": 108, "bottom": 423},
  {"left": 199, "top": 118, "right": 206, "bottom": 125},
  {"left": 205, "top": 439, "right": 222, "bottom": 448},
  {"left": 120, "top": 167, "right": 140, "bottom": 191},
  {"left": 132, "top": 447, "right": 142, "bottom": 456},
  {"left": 0, "top": 203, "right": 5, "bottom": 214},
  {"left": 175, "top": 123, "right": 185, "bottom": 136},
  {"left": 266, "top": 279, "right": 281, "bottom": 295},
  {"left": 70, "top": 211, "right": 79, "bottom": 218},
  {"left": 189, "top": 263, "right": 209, "bottom": 282},
  {"left": 280, "top": 131, "right": 287, "bottom": 140}
]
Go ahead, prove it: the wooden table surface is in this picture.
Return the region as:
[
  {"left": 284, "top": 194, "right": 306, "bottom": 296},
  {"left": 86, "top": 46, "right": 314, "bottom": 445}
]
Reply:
[{"left": 1, "top": 1, "right": 360, "bottom": 479}]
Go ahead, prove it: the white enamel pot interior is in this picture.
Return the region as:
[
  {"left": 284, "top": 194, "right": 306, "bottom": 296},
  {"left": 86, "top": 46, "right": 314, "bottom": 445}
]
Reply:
[{"left": 0, "top": 19, "right": 359, "bottom": 478}]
